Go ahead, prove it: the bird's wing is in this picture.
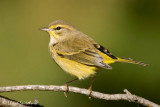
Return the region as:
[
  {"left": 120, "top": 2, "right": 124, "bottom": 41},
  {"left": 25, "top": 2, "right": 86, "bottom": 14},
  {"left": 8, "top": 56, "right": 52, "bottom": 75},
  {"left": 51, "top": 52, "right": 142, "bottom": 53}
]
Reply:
[
  {"left": 53, "top": 37, "right": 112, "bottom": 69},
  {"left": 93, "top": 44, "right": 117, "bottom": 59}
]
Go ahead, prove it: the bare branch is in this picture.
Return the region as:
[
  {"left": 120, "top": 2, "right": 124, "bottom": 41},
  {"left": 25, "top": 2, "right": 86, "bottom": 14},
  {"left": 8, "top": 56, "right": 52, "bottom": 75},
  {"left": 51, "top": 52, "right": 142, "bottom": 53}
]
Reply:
[
  {"left": 0, "top": 95, "right": 43, "bottom": 107},
  {"left": 0, "top": 85, "right": 159, "bottom": 107},
  {"left": 0, "top": 95, "right": 29, "bottom": 107},
  {"left": 0, "top": 96, "right": 27, "bottom": 107}
]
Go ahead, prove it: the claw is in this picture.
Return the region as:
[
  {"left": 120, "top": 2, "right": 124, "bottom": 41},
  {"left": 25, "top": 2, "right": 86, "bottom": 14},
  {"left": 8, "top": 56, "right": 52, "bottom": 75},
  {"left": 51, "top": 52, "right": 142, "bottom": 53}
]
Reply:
[
  {"left": 64, "top": 83, "right": 69, "bottom": 92},
  {"left": 64, "top": 92, "right": 68, "bottom": 97},
  {"left": 63, "top": 78, "right": 78, "bottom": 97},
  {"left": 63, "top": 83, "right": 69, "bottom": 97}
]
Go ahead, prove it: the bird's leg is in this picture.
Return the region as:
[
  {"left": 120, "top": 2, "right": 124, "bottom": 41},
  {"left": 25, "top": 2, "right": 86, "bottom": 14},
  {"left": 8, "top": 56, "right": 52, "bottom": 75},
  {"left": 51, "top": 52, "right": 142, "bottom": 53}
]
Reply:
[
  {"left": 64, "top": 78, "right": 78, "bottom": 91},
  {"left": 88, "top": 75, "right": 96, "bottom": 99},
  {"left": 64, "top": 78, "right": 78, "bottom": 97}
]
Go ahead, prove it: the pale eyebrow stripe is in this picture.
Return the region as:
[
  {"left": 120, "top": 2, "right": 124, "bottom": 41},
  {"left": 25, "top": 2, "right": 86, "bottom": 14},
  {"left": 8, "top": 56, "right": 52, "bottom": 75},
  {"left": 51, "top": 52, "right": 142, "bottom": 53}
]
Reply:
[{"left": 49, "top": 25, "right": 74, "bottom": 30}]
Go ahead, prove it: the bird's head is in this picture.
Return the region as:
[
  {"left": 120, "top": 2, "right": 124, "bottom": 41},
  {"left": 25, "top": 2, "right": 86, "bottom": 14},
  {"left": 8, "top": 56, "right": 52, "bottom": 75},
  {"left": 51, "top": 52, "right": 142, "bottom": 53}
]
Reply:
[{"left": 40, "top": 20, "right": 78, "bottom": 44}]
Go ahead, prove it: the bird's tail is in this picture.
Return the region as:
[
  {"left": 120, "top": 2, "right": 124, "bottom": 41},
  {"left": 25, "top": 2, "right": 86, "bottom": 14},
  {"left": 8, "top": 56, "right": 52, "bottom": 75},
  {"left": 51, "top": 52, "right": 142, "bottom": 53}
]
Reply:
[{"left": 116, "top": 57, "right": 148, "bottom": 66}]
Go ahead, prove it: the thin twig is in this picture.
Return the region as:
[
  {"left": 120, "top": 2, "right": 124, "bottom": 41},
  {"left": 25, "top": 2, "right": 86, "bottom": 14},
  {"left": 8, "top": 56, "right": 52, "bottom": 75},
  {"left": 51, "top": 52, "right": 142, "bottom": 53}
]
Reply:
[
  {"left": 0, "top": 95, "right": 28, "bottom": 107},
  {"left": 0, "top": 85, "right": 159, "bottom": 107},
  {"left": 0, "top": 95, "right": 43, "bottom": 107}
]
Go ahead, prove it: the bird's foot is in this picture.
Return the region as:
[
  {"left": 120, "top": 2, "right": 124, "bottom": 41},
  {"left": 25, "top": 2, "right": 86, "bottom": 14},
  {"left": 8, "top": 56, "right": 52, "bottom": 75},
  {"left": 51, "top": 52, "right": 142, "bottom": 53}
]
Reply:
[
  {"left": 63, "top": 83, "right": 69, "bottom": 97},
  {"left": 88, "top": 86, "right": 93, "bottom": 99}
]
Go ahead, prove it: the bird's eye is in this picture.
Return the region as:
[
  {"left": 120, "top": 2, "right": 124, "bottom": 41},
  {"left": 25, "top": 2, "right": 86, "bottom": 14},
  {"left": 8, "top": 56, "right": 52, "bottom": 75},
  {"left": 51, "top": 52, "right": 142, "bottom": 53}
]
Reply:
[{"left": 55, "top": 26, "right": 61, "bottom": 30}]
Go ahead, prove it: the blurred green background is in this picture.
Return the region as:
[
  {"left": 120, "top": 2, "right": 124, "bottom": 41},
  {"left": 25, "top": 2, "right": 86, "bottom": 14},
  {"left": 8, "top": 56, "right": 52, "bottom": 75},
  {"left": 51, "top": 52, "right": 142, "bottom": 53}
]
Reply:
[{"left": 0, "top": 0, "right": 160, "bottom": 107}]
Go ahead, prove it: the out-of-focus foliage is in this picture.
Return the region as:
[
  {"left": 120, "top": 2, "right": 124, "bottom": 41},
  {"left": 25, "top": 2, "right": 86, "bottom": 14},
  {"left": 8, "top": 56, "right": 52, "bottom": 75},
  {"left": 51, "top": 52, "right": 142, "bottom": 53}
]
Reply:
[{"left": 0, "top": 0, "right": 160, "bottom": 107}]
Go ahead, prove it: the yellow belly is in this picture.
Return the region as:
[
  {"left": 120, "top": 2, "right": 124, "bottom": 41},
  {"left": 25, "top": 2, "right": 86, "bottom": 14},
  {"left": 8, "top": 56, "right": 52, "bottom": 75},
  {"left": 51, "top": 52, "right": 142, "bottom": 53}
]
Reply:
[
  {"left": 50, "top": 46, "right": 98, "bottom": 80},
  {"left": 55, "top": 56, "right": 97, "bottom": 80}
]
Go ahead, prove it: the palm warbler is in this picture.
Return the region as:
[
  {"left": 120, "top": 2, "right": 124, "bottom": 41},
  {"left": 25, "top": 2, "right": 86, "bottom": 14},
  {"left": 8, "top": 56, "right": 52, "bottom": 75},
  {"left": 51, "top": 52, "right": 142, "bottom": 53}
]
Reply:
[{"left": 40, "top": 20, "right": 147, "bottom": 93}]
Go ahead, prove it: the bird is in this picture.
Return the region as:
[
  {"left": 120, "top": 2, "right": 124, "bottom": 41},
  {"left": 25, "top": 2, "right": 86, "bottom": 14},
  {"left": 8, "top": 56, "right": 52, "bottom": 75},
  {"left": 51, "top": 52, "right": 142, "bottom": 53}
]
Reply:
[{"left": 40, "top": 20, "right": 147, "bottom": 95}]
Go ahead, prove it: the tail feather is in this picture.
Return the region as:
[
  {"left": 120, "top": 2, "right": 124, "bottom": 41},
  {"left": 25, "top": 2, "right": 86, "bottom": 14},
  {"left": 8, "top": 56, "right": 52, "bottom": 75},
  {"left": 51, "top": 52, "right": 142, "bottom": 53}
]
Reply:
[{"left": 116, "top": 57, "right": 148, "bottom": 66}]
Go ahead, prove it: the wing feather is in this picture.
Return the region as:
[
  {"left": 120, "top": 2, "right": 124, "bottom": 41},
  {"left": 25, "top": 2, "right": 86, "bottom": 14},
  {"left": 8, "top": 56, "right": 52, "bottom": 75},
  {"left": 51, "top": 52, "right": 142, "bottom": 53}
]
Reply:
[{"left": 53, "top": 37, "right": 112, "bottom": 69}]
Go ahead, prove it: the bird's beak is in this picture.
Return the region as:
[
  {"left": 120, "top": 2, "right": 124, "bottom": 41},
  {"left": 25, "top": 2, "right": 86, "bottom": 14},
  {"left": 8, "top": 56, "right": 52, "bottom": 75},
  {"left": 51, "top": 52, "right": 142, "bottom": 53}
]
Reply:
[{"left": 40, "top": 27, "right": 49, "bottom": 31}]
